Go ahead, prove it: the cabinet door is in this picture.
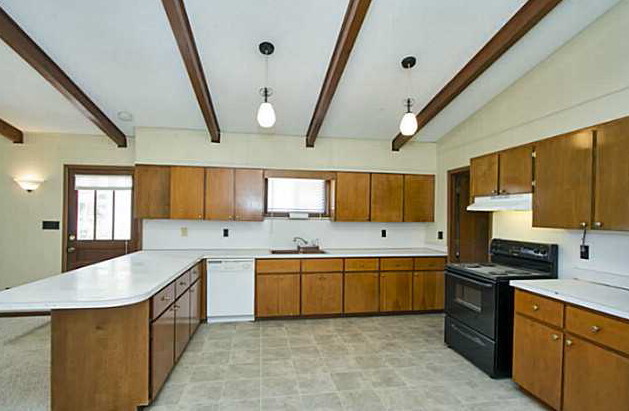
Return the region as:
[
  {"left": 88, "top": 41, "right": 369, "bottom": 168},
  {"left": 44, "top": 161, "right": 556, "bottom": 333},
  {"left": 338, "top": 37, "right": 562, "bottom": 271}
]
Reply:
[
  {"left": 174, "top": 290, "right": 191, "bottom": 360},
  {"left": 189, "top": 280, "right": 201, "bottom": 336},
  {"left": 403, "top": 175, "right": 435, "bottom": 222},
  {"left": 512, "top": 314, "right": 563, "bottom": 410},
  {"left": 301, "top": 273, "right": 343, "bottom": 315},
  {"left": 499, "top": 145, "right": 533, "bottom": 195},
  {"left": 335, "top": 172, "right": 370, "bottom": 221},
  {"left": 379, "top": 272, "right": 412, "bottom": 312},
  {"left": 235, "top": 169, "right": 264, "bottom": 221},
  {"left": 594, "top": 118, "right": 629, "bottom": 231},
  {"left": 563, "top": 335, "right": 629, "bottom": 411},
  {"left": 470, "top": 153, "right": 498, "bottom": 198},
  {"left": 170, "top": 166, "right": 205, "bottom": 220},
  {"left": 344, "top": 272, "right": 379, "bottom": 313},
  {"left": 371, "top": 174, "right": 404, "bottom": 222},
  {"left": 533, "top": 131, "right": 593, "bottom": 229},
  {"left": 256, "top": 274, "right": 300, "bottom": 317},
  {"left": 151, "top": 306, "right": 175, "bottom": 398},
  {"left": 135, "top": 165, "right": 170, "bottom": 219},
  {"left": 205, "top": 168, "right": 234, "bottom": 220},
  {"left": 412, "top": 271, "right": 444, "bottom": 311}
]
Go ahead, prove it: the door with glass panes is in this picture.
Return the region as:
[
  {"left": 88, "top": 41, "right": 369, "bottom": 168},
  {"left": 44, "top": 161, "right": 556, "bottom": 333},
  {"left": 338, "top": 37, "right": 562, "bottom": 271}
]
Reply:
[{"left": 64, "top": 166, "right": 136, "bottom": 271}]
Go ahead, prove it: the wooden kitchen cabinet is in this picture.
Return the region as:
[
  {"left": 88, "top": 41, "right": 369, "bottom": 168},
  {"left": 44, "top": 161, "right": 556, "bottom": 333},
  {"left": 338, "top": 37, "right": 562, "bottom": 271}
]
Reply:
[
  {"left": 234, "top": 169, "right": 264, "bottom": 221},
  {"left": 150, "top": 306, "right": 175, "bottom": 397},
  {"left": 335, "top": 172, "right": 371, "bottom": 221},
  {"left": 593, "top": 117, "right": 629, "bottom": 231},
  {"left": 563, "top": 335, "right": 629, "bottom": 411},
  {"left": 256, "top": 274, "right": 300, "bottom": 317},
  {"left": 412, "top": 271, "right": 444, "bottom": 311},
  {"left": 301, "top": 273, "right": 343, "bottom": 315},
  {"left": 499, "top": 145, "right": 533, "bottom": 195},
  {"left": 513, "top": 314, "right": 563, "bottom": 410},
  {"left": 135, "top": 165, "right": 170, "bottom": 219},
  {"left": 174, "top": 290, "right": 191, "bottom": 360},
  {"left": 205, "top": 168, "right": 235, "bottom": 220},
  {"left": 371, "top": 174, "right": 404, "bottom": 222},
  {"left": 403, "top": 174, "right": 435, "bottom": 222},
  {"left": 344, "top": 272, "right": 379, "bottom": 313},
  {"left": 533, "top": 130, "right": 594, "bottom": 229},
  {"left": 379, "top": 272, "right": 412, "bottom": 312},
  {"left": 470, "top": 153, "right": 499, "bottom": 198},
  {"left": 170, "top": 166, "right": 205, "bottom": 220},
  {"left": 189, "top": 280, "right": 201, "bottom": 336}
]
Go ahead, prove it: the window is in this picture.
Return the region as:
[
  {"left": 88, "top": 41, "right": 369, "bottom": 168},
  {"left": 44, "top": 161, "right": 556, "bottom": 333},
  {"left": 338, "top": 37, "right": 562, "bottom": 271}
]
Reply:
[
  {"left": 75, "top": 174, "right": 133, "bottom": 240},
  {"left": 266, "top": 177, "right": 328, "bottom": 217}
]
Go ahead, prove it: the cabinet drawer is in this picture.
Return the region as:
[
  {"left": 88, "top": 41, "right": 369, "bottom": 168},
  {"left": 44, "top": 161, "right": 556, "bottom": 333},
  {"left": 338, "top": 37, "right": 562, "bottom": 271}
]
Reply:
[
  {"left": 380, "top": 258, "right": 414, "bottom": 271},
  {"left": 566, "top": 305, "right": 629, "bottom": 355},
  {"left": 514, "top": 290, "right": 564, "bottom": 328},
  {"left": 414, "top": 257, "right": 446, "bottom": 271},
  {"left": 190, "top": 263, "right": 201, "bottom": 283},
  {"left": 301, "top": 258, "right": 343, "bottom": 273},
  {"left": 344, "top": 258, "right": 379, "bottom": 272},
  {"left": 152, "top": 282, "right": 175, "bottom": 320},
  {"left": 256, "top": 259, "right": 301, "bottom": 274},
  {"left": 175, "top": 271, "right": 192, "bottom": 298}
]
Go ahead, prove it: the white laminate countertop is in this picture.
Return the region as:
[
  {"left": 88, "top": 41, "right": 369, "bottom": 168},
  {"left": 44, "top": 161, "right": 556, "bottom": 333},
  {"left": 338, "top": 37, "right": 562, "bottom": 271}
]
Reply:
[
  {"left": 510, "top": 279, "right": 629, "bottom": 321},
  {"left": 0, "top": 248, "right": 445, "bottom": 313}
]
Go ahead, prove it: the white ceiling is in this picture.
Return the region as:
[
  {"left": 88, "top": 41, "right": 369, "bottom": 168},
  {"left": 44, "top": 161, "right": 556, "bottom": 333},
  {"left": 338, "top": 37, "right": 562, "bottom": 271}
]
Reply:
[{"left": 0, "top": 0, "right": 622, "bottom": 143}]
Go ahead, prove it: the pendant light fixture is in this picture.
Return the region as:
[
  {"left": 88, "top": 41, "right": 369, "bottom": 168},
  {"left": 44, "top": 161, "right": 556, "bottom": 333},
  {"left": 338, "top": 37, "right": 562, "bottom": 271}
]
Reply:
[
  {"left": 257, "top": 41, "right": 276, "bottom": 128},
  {"left": 399, "top": 56, "right": 418, "bottom": 137}
]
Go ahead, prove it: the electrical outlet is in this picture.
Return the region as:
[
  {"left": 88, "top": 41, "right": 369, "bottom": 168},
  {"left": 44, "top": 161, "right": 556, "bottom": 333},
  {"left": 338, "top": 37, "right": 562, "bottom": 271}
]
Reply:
[
  {"left": 381, "top": 229, "right": 387, "bottom": 238},
  {"left": 223, "top": 228, "right": 229, "bottom": 238},
  {"left": 580, "top": 244, "right": 589, "bottom": 260},
  {"left": 437, "top": 231, "right": 443, "bottom": 240},
  {"left": 180, "top": 227, "right": 188, "bottom": 237}
]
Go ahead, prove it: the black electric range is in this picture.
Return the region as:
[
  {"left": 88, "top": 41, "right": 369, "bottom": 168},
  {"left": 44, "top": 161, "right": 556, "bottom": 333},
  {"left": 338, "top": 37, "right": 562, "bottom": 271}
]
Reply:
[{"left": 444, "top": 239, "right": 558, "bottom": 378}]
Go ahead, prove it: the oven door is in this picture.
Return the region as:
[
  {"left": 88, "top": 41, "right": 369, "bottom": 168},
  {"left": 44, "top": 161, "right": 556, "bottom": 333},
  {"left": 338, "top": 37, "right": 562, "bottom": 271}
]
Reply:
[{"left": 445, "top": 270, "right": 496, "bottom": 339}]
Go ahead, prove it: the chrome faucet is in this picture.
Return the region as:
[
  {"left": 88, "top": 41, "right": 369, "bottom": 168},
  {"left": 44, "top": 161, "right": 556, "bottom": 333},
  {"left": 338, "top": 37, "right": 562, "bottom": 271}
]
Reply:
[{"left": 293, "top": 237, "right": 308, "bottom": 247}]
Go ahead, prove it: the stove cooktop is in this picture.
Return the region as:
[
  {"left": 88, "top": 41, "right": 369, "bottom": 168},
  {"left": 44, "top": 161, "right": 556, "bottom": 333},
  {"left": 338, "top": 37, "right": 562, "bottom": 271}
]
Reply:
[{"left": 446, "top": 262, "right": 552, "bottom": 281}]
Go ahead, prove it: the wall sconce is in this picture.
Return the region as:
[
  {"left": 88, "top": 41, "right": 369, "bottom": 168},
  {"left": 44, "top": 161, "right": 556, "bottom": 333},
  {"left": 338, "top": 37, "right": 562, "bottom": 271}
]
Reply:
[{"left": 14, "top": 178, "right": 43, "bottom": 192}]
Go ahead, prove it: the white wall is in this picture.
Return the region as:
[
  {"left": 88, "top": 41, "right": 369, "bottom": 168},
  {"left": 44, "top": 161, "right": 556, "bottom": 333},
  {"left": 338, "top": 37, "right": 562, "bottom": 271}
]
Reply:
[{"left": 432, "top": 0, "right": 629, "bottom": 279}]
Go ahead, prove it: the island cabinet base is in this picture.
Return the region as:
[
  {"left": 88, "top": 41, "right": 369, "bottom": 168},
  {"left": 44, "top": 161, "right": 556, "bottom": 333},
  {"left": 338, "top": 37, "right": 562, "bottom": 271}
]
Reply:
[{"left": 51, "top": 301, "right": 150, "bottom": 411}]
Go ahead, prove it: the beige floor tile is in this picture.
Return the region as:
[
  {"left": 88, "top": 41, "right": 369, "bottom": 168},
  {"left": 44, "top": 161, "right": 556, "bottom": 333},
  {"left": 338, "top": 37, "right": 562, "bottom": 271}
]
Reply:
[
  {"left": 300, "top": 392, "right": 344, "bottom": 411},
  {"left": 221, "top": 379, "right": 261, "bottom": 401},
  {"left": 261, "top": 377, "right": 300, "bottom": 398},
  {"left": 297, "top": 373, "right": 337, "bottom": 395},
  {"left": 339, "top": 389, "right": 387, "bottom": 411},
  {"left": 261, "top": 395, "right": 302, "bottom": 411},
  {"left": 330, "top": 371, "right": 370, "bottom": 391}
]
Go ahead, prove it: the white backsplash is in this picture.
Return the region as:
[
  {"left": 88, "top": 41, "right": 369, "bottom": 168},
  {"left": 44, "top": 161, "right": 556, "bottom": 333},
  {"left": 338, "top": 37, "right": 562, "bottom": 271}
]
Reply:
[{"left": 142, "top": 219, "right": 431, "bottom": 251}]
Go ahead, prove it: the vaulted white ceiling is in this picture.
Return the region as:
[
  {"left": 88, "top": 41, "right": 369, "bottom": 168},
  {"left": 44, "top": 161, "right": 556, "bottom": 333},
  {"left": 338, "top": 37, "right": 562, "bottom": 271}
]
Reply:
[{"left": 0, "top": 0, "right": 622, "bottom": 143}]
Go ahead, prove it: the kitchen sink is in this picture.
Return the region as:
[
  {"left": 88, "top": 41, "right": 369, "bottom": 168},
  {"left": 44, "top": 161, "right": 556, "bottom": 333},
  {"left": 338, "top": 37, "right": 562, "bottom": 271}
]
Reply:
[{"left": 271, "top": 249, "right": 327, "bottom": 255}]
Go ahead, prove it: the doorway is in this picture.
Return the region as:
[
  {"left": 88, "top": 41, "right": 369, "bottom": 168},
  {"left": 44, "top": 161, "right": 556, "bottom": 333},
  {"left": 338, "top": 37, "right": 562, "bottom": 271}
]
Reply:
[
  {"left": 63, "top": 165, "right": 137, "bottom": 271},
  {"left": 448, "top": 167, "right": 491, "bottom": 263}
]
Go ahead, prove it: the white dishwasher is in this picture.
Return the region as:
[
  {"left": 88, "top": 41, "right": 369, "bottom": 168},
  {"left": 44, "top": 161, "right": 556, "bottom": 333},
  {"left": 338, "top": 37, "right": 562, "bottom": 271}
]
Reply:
[{"left": 207, "top": 259, "right": 255, "bottom": 323}]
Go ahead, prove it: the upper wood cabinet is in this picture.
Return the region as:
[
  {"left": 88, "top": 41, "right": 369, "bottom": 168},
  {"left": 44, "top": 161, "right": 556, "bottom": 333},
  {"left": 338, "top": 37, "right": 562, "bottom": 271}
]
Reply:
[
  {"left": 470, "top": 146, "right": 532, "bottom": 199},
  {"left": 470, "top": 153, "right": 499, "bottom": 197},
  {"left": 403, "top": 174, "right": 435, "bottom": 222},
  {"left": 593, "top": 117, "right": 629, "bottom": 231},
  {"left": 335, "top": 172, "right": 370, "bottom": 221},
  {"left": 234, "top": 169, "right": 264, "bottom": 221},
  {"left": 205, "top": 168, "right": 235, "bottom": 221},
  {"left": 371, "top": 173, "right": 404, "bottom": 222},
  {"left": 533, "top": 130, "right": 594, "bottom": 229},
  {"left": 170, "top": 166, "right": 205, "bottom": 220},
  {"left": 135, "top": 165, "right": 170, "bottom": 219}
]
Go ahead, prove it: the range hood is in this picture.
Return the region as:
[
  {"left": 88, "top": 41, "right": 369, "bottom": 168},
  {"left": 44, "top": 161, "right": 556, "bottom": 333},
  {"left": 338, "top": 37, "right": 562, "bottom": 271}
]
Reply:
[{"left": 467, "top": 193, "right": 532, "bottom": 212}]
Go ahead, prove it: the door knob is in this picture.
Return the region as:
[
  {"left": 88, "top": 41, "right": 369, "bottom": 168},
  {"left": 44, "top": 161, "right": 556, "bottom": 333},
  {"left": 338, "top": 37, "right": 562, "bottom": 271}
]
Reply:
[
  {"left": 68, "top": 234, "right": 76, "bottom": 241},
  {"left": 67, "top": 247, "right": 76, "bottom": 253}
]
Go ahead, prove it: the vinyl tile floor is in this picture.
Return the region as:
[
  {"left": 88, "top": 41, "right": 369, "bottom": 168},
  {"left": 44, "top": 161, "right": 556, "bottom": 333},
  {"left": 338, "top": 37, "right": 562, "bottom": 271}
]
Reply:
[{"left": 0, "top": 314, "right": 544, "bottom": 411}]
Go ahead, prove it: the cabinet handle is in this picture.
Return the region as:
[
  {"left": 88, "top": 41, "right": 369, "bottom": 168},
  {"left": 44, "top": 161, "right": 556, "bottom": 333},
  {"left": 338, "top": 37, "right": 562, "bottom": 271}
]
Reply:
[
  {"left": 499, "top": 189, "right": 507, "bottom": 194},
  {"left": 580, "top": 222, "right": 587, "bottom": 228},
  {"left": 179, "top": 281, "right": 187, "bottom": 286},
  {"left": 161, "top": 295, "right": 171, "bottom": 302},
  {"left": 532, "top": 304, "right": 539, "bottom": 311},
  {"left": 566, "top": 339, "right": 573, "bottom": 347},
  {"left": 174, "top": 304, "right": 180, "bottom": 310},
  {"left": 591, "top": 325, "right": 601, "bottom": 333},
  {"left": 594, "top": 222, "right": 603, "bottom": 228},
  {"left": 491, "top": 189, "right": 498, "bottom": 195},
  {"left": 551, "top": 334, "right": 559, "bottom": 341}
]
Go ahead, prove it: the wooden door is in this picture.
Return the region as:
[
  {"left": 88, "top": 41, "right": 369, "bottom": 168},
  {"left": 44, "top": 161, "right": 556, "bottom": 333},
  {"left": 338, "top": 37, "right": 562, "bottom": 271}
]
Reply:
[
  {"left": 301, "top": 273, "right": 343, "bottom": 315},
  {"left": 189, "top": 280, "right": 201, "bottom": 336},
  {"left": 412, "top": 271, "right": 444, "bottom": 311},
  {"left": 563, "top": 335, "right": 629, "bottom": 411},
  {"left": 344, "top": 272, "right": 379, "bottom": 313},
  {"left": 335, "top": 172, "right": 370, "bottom": 221},
  {"left": 205, "top": 168, "right": 234, "bottom": 220},
  {"left": 170, "top": 166, "right": 205, "bottom": 220},
  {"left": 135, "top": 165, "right": 170, "bottom": 219},
  {"left": 512, "top": 314, "right": 563, "bottom": 410},
  {"left": 499, "top": 145, "right": 533, "bottom": 194},
  {"left": 403, "top": 175, "right": 434, "bottom": 222},
  {"left": 174, "top": 290, "right": 191, "bottom": 360},
  {"left": 379, "top": 272, "right": 412, "bottom": 312},
  {"left": 594, "top": 118, "right": 629, "bottom": 231},
  {"left": 470, "top": 153, "right": 498, "bottom": 198},
  {"left": 150, "top": 306, "right": 175, "bottom": 398},
  {"left": 234, "top": 169, "right": 264, "bottom": 221},
  {"left": 371, "top": 174, "right": 404, "bottom": 222},
  {"left": 256, "top": 274, "right": 300, "bottom": 317},
  {"left": 533, "top": 130, "right": 594, "bottom": 229}
]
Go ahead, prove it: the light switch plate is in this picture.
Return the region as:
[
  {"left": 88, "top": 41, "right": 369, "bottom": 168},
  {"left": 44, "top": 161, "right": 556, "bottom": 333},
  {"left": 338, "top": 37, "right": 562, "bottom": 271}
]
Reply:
[{"left": 180, "top": 227, "right": 188, "bottom": 237}]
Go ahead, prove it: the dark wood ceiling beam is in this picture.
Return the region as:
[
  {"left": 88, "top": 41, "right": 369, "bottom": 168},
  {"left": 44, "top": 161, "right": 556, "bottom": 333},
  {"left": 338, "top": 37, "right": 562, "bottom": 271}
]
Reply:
[
  {"left": 0, "top": 117, "right": 23, "bottom": 143},
  {"left": 162, "top": 0, "right": 220, "bottom": 143},
  {"left": 306, "top": 0, "right": 372, "bottom": 148},
  {"left": 391, "top": 0, "right": 562, "bottom": 151},
  {"left": 0, "top": 7, "right": 127, "bottom": 147}
]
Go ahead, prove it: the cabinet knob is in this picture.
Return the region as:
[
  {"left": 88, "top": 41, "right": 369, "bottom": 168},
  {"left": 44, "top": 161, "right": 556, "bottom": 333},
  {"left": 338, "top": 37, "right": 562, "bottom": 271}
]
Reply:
[
  {"left": 591, "top": 325, "right": 601, "bottom": 333},
  {"left": 499, "top": 189, "right": 507, "bottom": 194},
  {"left": 492, "top": 189, "right": 498, "bottom": 195},
  {"left": 179, "top": 281, "right": 187, "bottom": 286},
  {"left": 594, "top": 222, "right": 603, "bottom": 228},
  {"left": 551, "top": 334, "right": 559, "bottom": 341},
  {"left": 174, "top": 304, "right": 180, "bottom": 310},
  {"left": 532, "top": 304, "right": 539, "bottom": 311},
  {"left": 566, "top": 339, "right": 573, "bottom": 347},
  {"left": 580, "top": 222, "right": 587, "bottom": 228},
  {"left": 161, "top": 295, "right": 171, "bottom": 302}
]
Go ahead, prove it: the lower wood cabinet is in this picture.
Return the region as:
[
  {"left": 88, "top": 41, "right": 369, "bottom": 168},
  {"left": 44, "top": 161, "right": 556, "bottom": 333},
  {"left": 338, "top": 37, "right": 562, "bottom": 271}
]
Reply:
[
  {"left": 412, "top": 271, "right": 444, "bottom": 311},
  {"left": 174, "top": 289, "right": 191, "bottom": 361},
  {"left": 189, "top": 281, "right": 201, "bottom": 336},
  {"left": 379, "top": 272, "right": 412, "bottom": 312},
  {"left": 344, "top": 272, "right": 379, "bottom": 313},
  {"left": 301, "top": 273, "right": 343, "bottom": 315},
  {"left": 256, "top": 274, "right": 300, "bottom": 317},
  {"left": 150, "top": 306, "right": 175, "bottom": 397}
]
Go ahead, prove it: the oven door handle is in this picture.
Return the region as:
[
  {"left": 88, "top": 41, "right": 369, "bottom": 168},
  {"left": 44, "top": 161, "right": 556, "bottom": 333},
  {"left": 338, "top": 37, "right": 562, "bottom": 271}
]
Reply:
[{"left": 446, "top": 272, "right": 493, "bottom": 288}]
